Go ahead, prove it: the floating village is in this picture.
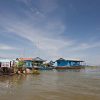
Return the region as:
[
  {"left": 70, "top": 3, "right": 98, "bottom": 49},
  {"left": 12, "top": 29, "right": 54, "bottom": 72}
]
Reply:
[{"left": 0, "top": 57, "right": 85, "bottom": 76}]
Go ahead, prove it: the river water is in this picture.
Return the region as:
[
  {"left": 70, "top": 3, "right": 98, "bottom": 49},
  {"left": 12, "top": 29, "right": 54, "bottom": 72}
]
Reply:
[{"left": 0, "top": 67, "right": 100, "bottom": 100}]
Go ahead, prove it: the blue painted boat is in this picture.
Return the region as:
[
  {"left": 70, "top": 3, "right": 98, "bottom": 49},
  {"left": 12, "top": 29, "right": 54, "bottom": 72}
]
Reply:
[{"left": 38, "top": 66, "right": 53, "bottom": 70}]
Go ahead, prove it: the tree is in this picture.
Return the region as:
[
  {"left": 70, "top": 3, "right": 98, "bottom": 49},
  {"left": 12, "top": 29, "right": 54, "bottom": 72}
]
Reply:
[
  {"left": 17, "top": 61, "right": 25, "bottom": 73},
  {"left": 17, "top": 61, "right": 25, "bottom": 67}
]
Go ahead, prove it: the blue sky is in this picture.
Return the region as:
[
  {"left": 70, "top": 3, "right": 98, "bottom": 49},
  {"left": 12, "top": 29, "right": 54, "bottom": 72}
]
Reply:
[{"left": 0, "top": 0, "right": 100, "bottom": 65}]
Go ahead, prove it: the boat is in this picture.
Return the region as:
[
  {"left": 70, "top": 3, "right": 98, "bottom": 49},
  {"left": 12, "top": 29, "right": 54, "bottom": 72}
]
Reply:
[
  {"left": 55, "top": 66, "right": 84, "bottom": 70},
  {"left": 0, "top": 67, "right": 15, "bottom": 76},
  {"left": 32, "top": 70, "right": 40, "bottom": 75},
  {"left": 0, "top": 72, "right": 15, "bottom": 76},
  {"left": 38, "top": 67, "right": 53, "bottom": 70}
]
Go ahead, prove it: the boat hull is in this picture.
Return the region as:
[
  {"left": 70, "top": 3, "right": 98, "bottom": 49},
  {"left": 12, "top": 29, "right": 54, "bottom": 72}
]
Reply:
[{"left": 55, "top": 66, "right": 84, "bottom": 70}]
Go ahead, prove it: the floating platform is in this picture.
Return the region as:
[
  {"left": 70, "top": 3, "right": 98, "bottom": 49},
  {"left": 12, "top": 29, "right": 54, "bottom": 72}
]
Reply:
[
  {"left": 0, "top": 73, "right": 15, "bottom": 76},
  {"left": 55, "top": 66, "right": 84, "bottom": 70}
]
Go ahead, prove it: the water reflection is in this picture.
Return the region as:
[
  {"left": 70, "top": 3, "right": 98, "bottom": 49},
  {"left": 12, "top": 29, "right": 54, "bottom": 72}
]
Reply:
[
  {"left": 55, "top": 69, "right": 83, "bottom": 72},
  {"left": 0, "top": 75, "right": 27, "bottom": 86},
  {"left": 0, "top": 67, "right": 100, "bottom": 100}
]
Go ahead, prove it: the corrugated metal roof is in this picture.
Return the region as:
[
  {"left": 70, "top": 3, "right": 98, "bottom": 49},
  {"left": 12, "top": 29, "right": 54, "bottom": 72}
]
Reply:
[
  {"left": 56, "top": 58, "right": 84, "bottom": 62},
  {"left": 33, "top": 57, "right": 46, "bottom": 62},
  {"left": 67, "top": 59, "right": 84, "bottom": 62},
  {"left": 18, "top": 58, "right": 33, "bottom": 61}
]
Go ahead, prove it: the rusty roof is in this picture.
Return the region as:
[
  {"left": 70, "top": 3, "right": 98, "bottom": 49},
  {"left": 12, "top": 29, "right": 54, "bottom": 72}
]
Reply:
[{"left": 18, "top": 58, "right": 33, "bottom": 61}]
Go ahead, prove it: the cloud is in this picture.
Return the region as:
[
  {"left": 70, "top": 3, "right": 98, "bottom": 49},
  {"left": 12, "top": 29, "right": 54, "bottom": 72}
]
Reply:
[
  {"left": 59, "top": 42, "right": 100, "bottom": 60},
  {"left": 0, "top": 0, "right": 100, "bottom": 65},
  {"left": 69, "top": 42, "right": 100, "bottom": 52},
  {"left": 0, "top": 44, "right": 16, "bottom": 50},
  {"left": 4, "top": 20, "right": 73, "bottom": 57},
  {"left": 17, "top": 0, "right": 58, "bottom": 13},
  {"left": 0, "top": 0, "right": 73, "bottom": 58},
  {"left": 0, "top": 7, "right": 99, "bottom": 60}
]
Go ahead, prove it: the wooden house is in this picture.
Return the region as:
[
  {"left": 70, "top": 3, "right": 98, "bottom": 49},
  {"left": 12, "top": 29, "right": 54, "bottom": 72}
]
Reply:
[
  {"left": 0, "top": 59, "right": 14, "bottom": 75},
  {"left": 17, "top": 58, "right": 33, "bottom": 68},
  {"left": 55, "top": 58, "right": 84, "bottom": 69},
  {"left": 33, "top": 57, "right": 46, "bottom": 66}
]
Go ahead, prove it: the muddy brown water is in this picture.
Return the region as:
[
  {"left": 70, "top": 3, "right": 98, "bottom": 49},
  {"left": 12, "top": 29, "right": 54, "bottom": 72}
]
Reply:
[{"left": 0, "top": 67, "right": 100, "bottom": 100}]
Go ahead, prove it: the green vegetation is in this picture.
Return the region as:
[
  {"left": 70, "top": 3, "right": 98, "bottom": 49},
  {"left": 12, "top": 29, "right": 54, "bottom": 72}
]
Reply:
[
  {"left": 17, "top": 61, "right": 25, "bottom": 67},
  {"left": 16, "top": 61, "right": 25, "bottom": 73}
]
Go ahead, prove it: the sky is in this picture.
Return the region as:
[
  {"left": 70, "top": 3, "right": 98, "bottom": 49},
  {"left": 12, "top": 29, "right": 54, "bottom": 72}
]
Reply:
[{"left": 0, "top": 0, "right": 100, "bottom": 65}]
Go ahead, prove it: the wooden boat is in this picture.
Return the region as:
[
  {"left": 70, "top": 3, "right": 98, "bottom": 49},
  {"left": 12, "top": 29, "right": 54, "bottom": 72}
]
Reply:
[
  {"left": 32, "top": 70, "right": 40, "bottom": 75},
  {"left": 0, "top": 72, "right": 15, "bottom": 76},
  {"left": 0, "top": 67, "right": 15, "bottom": 76}
]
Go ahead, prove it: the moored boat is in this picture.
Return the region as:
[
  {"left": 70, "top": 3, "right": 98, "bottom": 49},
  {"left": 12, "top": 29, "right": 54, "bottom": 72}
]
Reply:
[
  {"left": 32, "top": 70, "right": 40, "bottom": 75},
  {"left": 55, "top": 66, "right": 84, "bottom": 70}
]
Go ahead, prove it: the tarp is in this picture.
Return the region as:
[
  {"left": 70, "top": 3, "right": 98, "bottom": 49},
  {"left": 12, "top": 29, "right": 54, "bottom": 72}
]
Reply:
[
  {"left": 0, "top": 59, "right": 12, "bottom": 68},
  {"left": 1, "top": 62, "right": 10, "bottom": 68}
]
